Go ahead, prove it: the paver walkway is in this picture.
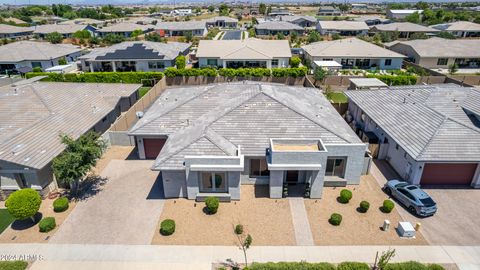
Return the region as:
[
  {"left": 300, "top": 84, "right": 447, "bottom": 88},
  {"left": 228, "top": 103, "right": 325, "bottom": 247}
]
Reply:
[{"left": 288, "top": 197, "right": 314, "bottom": 246}]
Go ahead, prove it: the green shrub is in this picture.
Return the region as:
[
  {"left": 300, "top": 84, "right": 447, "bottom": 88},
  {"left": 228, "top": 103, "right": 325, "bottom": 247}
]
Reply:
[
  {"left": 0, "top": 261, "right": 28, "bottom": 270},
  {"left": 53, "top": 197, "right": 69, "bottom": 213},
  {"left": 366, "top": 74, "right": 417, "bottom": 86},
  {"left": 175, "top": 55, "right": 186, "bottom": 69},
  {"left": 359, "top": 201, "right": 370, "bottom": 213},
  {"left": 427, "top": 264, "right": 445, "bottom": 270},
  {"left": 205, "top": 196, "right": 220, "bottom": 214},
  {"left": 329, "top": 213, "right": 342, "bottom": 226},
  {"left": 235, "top": 224, "right": 243, "bottom": 235},
  {"left": 339, "top": 189, "right": 353, "bottom": 203},
  {"left": 25, "top": 72, "right": 163, "bottom": 86},
  {"left": 160, "top": 219, "right": 175, "bottom": 236},
  {"left": 271, "top": 67, "right": 308, "bottom": 77},
  {"left": 58, "top": 57, "right": 67, "bottom": 65},
  {"left": 337, "top": 261, "right": 370, "bottom": 270},
  {"left": 5, "top": 188, "right": 41, "bottom": 220},
  {"left": 32, "top": 67, "right": 42, "bottom": 72},
  {"left": 249, "top": 262, "right": 336, "bottom": 270},
  {"left": 289, "top": 56, "right": 301, "bottom": 68},
  {"left": 38, "top": 217, "right": 56, "bottom": 232},
  {"left": 164, "top": 67, "right": 218, "bottom": 77},
  {"left": 384, "top": 261, "right": 429, "bottom": 270},
  {"left": 218, "top": 68, "right": 271, "bottom": 77},
  {"left": 383, "top": 199, "right": 395, "bottom": 213}
]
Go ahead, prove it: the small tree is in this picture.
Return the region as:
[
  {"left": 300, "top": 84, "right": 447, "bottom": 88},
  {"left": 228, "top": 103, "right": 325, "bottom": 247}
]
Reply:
[
  {"left": 208, "top": 5, "right": 215, "bottom": 12},
  {"left": 448, "top": 63, "right": 458, "bottom": 75},
  {"left": 131, "top": 29, "right": 144, "bottom": 39},
  {"left": 58, "top": 57, "right": 67, "bottom": 65},
  {"left": 290, "top": 57, "right": 301, "bottom": 68},
  {"left": 373, "top": 248, "right": 396, "bottom": 270},
  {"left": 235, "top": 227, "right": 253, "bottom": 267},
  {"left": 308, "top": 31, "right": 321, "bottom": 43},
  {"left": 46, "top": 31, "right": 64, "bottom": 44},
  {"left": 276, "top": 32, "right": 285, "bottom": 40},
  {"left": 184, "top": 31, "right": 193, "bottom": 42},
  {"left": 314, "top": 68, "right": 327, "bottom": 84},
  {"left": 176, "top": 55, "right": 186, "bottom": 69},
  {"left": 73, "top": 30, "right": 91, "bottom": 39},
  {"left": 103, "top": 33, "right": 125, "bottom": 45},
  {"left": 5, "top": 188, "right": 41, "bottom": 223}
]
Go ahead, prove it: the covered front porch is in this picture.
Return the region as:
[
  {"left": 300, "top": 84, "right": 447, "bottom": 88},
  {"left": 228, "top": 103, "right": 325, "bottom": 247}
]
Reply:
[{"left": 88, "top": 60, "right": 137, "bottom": 72}]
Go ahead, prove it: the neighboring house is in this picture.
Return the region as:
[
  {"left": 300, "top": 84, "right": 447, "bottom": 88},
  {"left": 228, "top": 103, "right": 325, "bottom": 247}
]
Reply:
[
  {"left": 31, "top": 16, "right": 67, "bottom": 24},
  {"left": 317, "top": 6, "right": 342, "bottom": 16},
  {"left": 386, "top": 9, "right": 423, "bottom": 20},
  {"left": 346, "top": 84, "right": 480, "bottom": 187},
  {"left": 196, "top": 39, "right": 291, "bottom": 68},
  {"left": 317, "top": 21, "right": 369, "bottom": 36},
  {"left": 0, "top": 78, "right": 141, "bottom": 197},
  {"left": 2, "top": 17, "right": 27, "bottom": 25},
  {"left": 430, "top": 21, "right": 480, "bottom": 38},
  {"left": 302, "top": 38, "right": 405, "bottom": 70},
  {"left": 205, "top": 16, "right": 238, "bottom": 28},
  {"left": 255, "top": 21, "right": 304, "bottom": 36},
  {"left": 353, "top": 15, "right": 391, "bottom": 26},
  {"left": 0, "top": 41, "right": 84, "bottom": 73},
  {"left": 268, "top": 9, "right": 292, "bottom": 17},
  {"left": 0, "top": 24, "right": 34, "bottom": 39},
  {"left": 279, "top": 15, "right": 317, "bottom": 28},
  {"left": 155, "top": 21, "right": 207, "bottom": 37},
  {"left": 79, "top": 41, "right": 190, "bottom": 72},
  {"left": 96, "top": 23, "right": 155, "bottom": 37},
  {"left": 387, "top": 37, "right": 480, "bottom": 69},
  {"left": 128, "top": 82, "right": 367, "bottom": 200},
  {"left": 34, "top": 24, "right": 97, "bottom": 38},
  {"left": 59, "top": 18, "right": 106, "bottom": 27},
  {"left": 126, "top": 16, "right": 159, "bottom": 25},
  {"left": 173, "top": 9, "right": 193, "bottom": 16},
  {"left": 370, "top": 22, "right": 439, "bottom": 38}
]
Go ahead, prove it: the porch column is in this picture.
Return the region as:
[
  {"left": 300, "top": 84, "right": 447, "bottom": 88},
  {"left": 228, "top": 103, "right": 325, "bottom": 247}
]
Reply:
[
  {"left": 269, "top": 170, "right": 284, "bottom": 199},
  {"left": 89, "top": 62, "right": 94, "bottom": 72},
  {"left": 309, "top": 170, "right": 324, "bottom": 199},
  {"left": 186, "top": 170, "right": 199, "bottom": 200},
  {"left": 111, "top": 61, "right": 116, "bottom": 72},
  {"left": 471, "top": 163, "right": 480, "bottom": 188}
]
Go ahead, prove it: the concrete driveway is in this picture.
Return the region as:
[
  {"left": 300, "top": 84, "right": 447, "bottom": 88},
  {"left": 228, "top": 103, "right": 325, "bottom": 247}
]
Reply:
[
  {"left": 50, "top": 160, "right": 164, "bottom": 245},
  {"left": 371, "top": 160, "right": 480, "bottom": 245}
]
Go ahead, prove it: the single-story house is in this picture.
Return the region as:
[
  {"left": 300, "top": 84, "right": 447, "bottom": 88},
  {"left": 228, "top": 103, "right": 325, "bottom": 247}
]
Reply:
[
  {"left": 0, "top": 24, "right": 34, "bottom": 39},
  {"left": 370, "top": 22, "right": 440, "bottom": 38},
  {"left": 155, "top": 21, "right": 207, "bottom": 37},
  {"left": 34, "top": 24, "right": 97, "bottom": 38},
  {"left": 386, "top": 9, "right": 423, "bottom": 20},
  {"left": 0, "top": 78, "right": 141, "bottom": 198},
  {"left": 302, "top": 38, "right": 405, "bottom": 70},
  {"left": 79, "top": 41, "right": 190, "bottom": 72},
  {"left": 268, "top": 9, "right": 293, "bottom": 17},
  {"left": 317, "top": 21, "right": 369, "bottom": 36},
  {"left": 0, "top": 41, "right": 84, "bottom": 74},
  {"left": 205, "top": 16, "right": 238, "bottom": 28},
  {"left": 96, "top": 23, "right": 155, "bottom": 37},
  {"left": 196, "top": 39, "right": 291, "bottom": 68},
  {"left": 128, "top": 82, "right": 367, "bottom": 200},
  {"left": 279, "top": 15, "right": 317, "bottom": 28},
  {"left": 345, "top": 84, "right": 480, "bottom": 187},
  {"left": 430, "top": 21, "right": 480, "bottom": 38},
  {"left": 255, "top": 21, "right": 304, "bottom": 36},
  {"left": 173, "top": 9, "right": 193, "bottom": 16},
  {"left": 317, "top": 6, "right": 342, "bottom": 16},
  {"left": 353, "top": 15, "right": 391, "bottom": 26},
  {"left": 59, "top": 18, "right": 106, "bottom": 27},
  {"left": 126, "top": 16, "right": 159, "bottom": 25},
  {"left": 387, "top": 37, "right": 480, "bottom": 69}
]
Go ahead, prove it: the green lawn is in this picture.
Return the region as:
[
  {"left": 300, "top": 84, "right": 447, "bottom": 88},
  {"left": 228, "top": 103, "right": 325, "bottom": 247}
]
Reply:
[
  {"left": 325, "top": 92, "right": 348, "bottom": 103},
  {"left": 0, "top": 208, "right": 14, "bottom": 234},
  {"left": 0, "top": 261, "right": 28, "bottom": 270},
  {"left": 138, "top": 87, "right": 151, "bottom": 98}
]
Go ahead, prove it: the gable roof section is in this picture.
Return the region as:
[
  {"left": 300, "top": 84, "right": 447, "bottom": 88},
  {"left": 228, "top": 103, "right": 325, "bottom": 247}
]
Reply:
[
  {"left": 318, "top": 21, "right": 369, "bottom": 31},
  {"left": 371, "top": 22, "right": 439, "bottom": 33},
  {"left": 97, "top": 22, "right": 154, "bottom": 33},
  {"left": 280, "top": 15, "right": 317, "bottom": 23},
  {"left": 255, "top": 21, "right": 303, "bottom": 31},
  {"left": 155, "top": 21, "right": 206, "bottom": 31},
  {"left": 0, "top": 24, "right": 34, "bottom": 34},
  {"left": 389, "top": 37, "right": 480, "bottom": 58},
  {"left": 34, "top": 24, "right": 91, "bottom": 34},
  {"left": 430, "top": 21, "right": 480, "bottom": 32},
  {"left": 0, "top": 41, "right": 83, "bottom": 62},
  {"left": 196, "top": 39, "right": 291, "bottom": 59}
]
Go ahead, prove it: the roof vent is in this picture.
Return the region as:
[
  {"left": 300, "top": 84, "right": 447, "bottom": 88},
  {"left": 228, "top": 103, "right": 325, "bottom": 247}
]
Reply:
[{"left": 136, "top": 111, "right": 144, "bottom": 118}]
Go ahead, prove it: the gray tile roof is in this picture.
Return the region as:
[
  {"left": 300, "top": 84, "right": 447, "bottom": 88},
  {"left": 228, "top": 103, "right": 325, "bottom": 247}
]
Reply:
[
  {"left": 371, "top": 22, "right": 439, "bottom": 33},
  {"left": 97, "top": 22, "right": 155, "bottom": 33},
  {"left": 204, "top": 16, "right": 238, "bottom": 23},
  {"left": 318, "top": 21, "right": 369, "bottom": 31},
  {"left": 280, "top": 15, "right": 317, "bottom": 23},
  {"left": 0, "top": 24, "right": 34, "bottom": 34},
  {"left": 196, "top": 39, "right": 291, "bottom": 59},
  {"left": 0, "top": 81, "right": 141, "bottom": 169},
  {"left": 255, "top": 21, "right": 303, "bottom": 31},
  {"left": 430, "top": 21, "right": 480, "bottom": 32},
  {"left": 155, "top": 21, "right": 206, "bottom": 31},
  {"left": 129, "top": 82, "right": 362, "bottom": 169},
  {"left": 33, "top": 24, "right": 90, "bottom": 34},
  {"left": 0, "top": 41, "right": 83, "bottom": 62},
  {"left": 345, "top": 84, "right": 480, "bottom": 162},
  {"left": 389, "top": 37, "right": 480, "bottom": 58}
]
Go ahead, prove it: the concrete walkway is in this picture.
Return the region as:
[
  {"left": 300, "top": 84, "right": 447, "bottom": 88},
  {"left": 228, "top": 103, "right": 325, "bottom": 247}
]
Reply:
[
  {"left": 288, "top": 198, "right": 314, "bottom": 246},
  {"left": 0, "top": 244, "right": 477, "bottom": 270}
]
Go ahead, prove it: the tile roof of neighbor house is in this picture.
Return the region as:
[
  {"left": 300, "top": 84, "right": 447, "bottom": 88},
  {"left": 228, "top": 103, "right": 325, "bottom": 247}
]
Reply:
[
  {"left": 0, "top": 80, "right": 141, "bottom": 169},
  {"left": 33, "top": 24, "right": 91, "bottom": 34},
  {"left": 353, "top": 15, "right": 390, "bottom": 23},
  {"left": 254, "top": 21, "right": 303, "bottom": 31},
  {"left": 97, "top": 22, "right": 155, "bottom": 33},
  {"left": 388, "top": 9, "right": 423, "bottom": 14},
  {"left": 3, "top": 17, "right": 28, "bottom": 24},
  {"left": 196, "top": 39, "right": 292, "bottom": 59},
  {"left": 0, "top": 24, "right": 34, "bottom": 34},
  {"left": 318, "top": 21, "right": 369, "bottom": 31},
  {"left": 345, "top": 84, "right": 480, "bottom": 162},
  {"left": 430, "top": 21, "right": 480, "bottom": 32},
  {"left": 59, "top": 18, "right": 105, "bottom": 25},
  {"left": 204, "top": 16, "right": 238, "bottom": 23},
  {"left": 280, "top": 15, "right": 317, "bottom": 23},
  {"left": 0, "top": 41, "right": 83, "bottom": 62},
  {"left": 371, "top": 22, "right": 439, "bottom": 33},
  {"left": 79, "top": 41, "right": 190, "bottom": 61},
  {"left": 129, "top": 82, "right": 362, "bottom": 169},
  {"left": 389, "top": 37, "right": 480, "bottom": 58},
  {"left": 302, "top": 37, "right": 405, "bottom": 58},
  {"left": 155, "top": 21, "right": 206, "bottom": 31}
]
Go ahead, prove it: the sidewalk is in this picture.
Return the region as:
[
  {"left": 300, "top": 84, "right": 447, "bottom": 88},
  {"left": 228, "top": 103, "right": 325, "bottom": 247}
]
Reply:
[{"left": 0, "top": 244, "right": 478, "bottom": 270}]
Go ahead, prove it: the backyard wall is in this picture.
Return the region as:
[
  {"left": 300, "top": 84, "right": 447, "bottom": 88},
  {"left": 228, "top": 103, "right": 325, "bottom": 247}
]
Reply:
[{"left": 165, "top": 76, "right": 306, "bottom": 86}]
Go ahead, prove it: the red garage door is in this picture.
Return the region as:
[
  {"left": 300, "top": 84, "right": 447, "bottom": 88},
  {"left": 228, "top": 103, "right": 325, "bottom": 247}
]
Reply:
[
  {"left": 421, "top": 163, "right": 477, "bottom": 186},
  {"left": 143, "top": 138, "right": 166, "bottom": 159}
]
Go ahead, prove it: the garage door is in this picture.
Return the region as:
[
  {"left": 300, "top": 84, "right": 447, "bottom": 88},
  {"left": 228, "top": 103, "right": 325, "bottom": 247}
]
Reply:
[
  {"left": 421, "top": 163, "right": 477, "bottom": 185},
  {"left": 143, "top": 139, "right": 166, "bottom": 159}
]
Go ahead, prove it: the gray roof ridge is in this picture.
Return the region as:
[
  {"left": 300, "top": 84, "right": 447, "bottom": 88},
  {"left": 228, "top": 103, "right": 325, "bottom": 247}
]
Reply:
[
  {"left": 416, "top": 115, "right": 448, "bottom": 160},
  {"left": 154, "top": 128, "right": 207, "bottom": 165},
  {"left": 223, "top": 44, "right": 271, "bottom": 59},
  {"left": 204, "top": 128, "right": 237, "bottom": 155}
]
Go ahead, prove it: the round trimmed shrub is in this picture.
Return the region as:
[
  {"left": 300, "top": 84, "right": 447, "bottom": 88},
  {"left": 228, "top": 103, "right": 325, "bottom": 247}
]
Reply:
[
  {"left": 205, "top": 196, "right": 219, "bottom": 214},
  {"left": 338, "top": 261, "right": 370, "bottom": 270},
  {"left": 339, "top": 189, "right": 353, "bottom": 203},
  {"left": 235, "top": 224, "right": 244, "bottom": 235},
  {"left": 329, "top": 213, "right": 342, "bottom": 226},
  {"left": 359, "top": 201, "right": 370, "bottom": 213},
  {"left": 383, "top": 199, "right": 395, "bottom": 213},
  {"left": 428, "top": 264, "right": 445, "bottom": 270},
  {"left": 53, "top": 197, "right": 69, "bottom": 212},
  {"left": 160, "top": 219, "right": 175, "bottom": 236},
  {"left": 38, "top": 217, "right": 56, "bottom": 232},
  {"left": 5, "top": 188, "right": 41, "bottom": 220}
]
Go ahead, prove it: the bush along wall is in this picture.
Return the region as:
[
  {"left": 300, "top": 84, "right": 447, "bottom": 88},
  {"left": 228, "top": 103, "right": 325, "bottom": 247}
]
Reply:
[
  {"left": 366, "top": 74, "right": 417, "bottom": 86},
  {"left": 25, "top": 72, "right": 164, "bottom": 86},
  {"left": 163, "top": 67, "right": 308, "bottom": 78}
]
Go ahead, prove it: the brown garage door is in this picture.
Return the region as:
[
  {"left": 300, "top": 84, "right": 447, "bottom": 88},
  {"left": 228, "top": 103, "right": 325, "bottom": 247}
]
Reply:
[
  {"left": 421, "top": 163, "right": 477, "bottom": 185},
  {"left": 143, "top": 138, "right": 166, "bottom": 159}
]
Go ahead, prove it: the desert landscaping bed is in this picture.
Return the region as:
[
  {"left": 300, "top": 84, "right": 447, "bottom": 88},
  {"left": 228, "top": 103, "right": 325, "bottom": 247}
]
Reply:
[
  {"left": 152, "top": 185, "right": 296, "bottom": 246},
  {"left": 305, "top": 174, "right": 428, "bottom": 245}
]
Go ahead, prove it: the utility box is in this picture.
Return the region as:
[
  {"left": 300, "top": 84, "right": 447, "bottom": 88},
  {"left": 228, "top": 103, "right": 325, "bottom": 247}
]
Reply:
[
  {"left": 398, "top": 222, "right": 416, "bottom": 238},
  {"left": 382, "top": 220, "right": 390, "bottom": 231}
]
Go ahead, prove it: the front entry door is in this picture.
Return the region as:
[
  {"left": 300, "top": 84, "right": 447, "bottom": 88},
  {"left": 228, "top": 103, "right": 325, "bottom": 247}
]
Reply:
[{"left": 286, "top": 171, "right": 299, "bottom": 184}]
